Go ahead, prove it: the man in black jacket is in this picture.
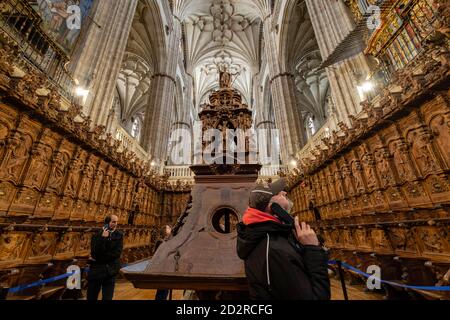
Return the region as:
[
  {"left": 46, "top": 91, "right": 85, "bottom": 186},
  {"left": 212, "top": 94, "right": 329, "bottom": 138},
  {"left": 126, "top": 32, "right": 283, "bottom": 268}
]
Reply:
[
  {"left": 87, "top": 215, "right": 123, "bottom": 300},
  {"left": 237, "top": 179, "right": 330, "bottom": 300}
]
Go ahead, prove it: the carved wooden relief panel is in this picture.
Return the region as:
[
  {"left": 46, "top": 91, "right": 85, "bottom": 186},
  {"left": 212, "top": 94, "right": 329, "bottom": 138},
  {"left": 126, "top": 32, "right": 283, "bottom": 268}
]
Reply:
[
  {"left": 54, "top": 232, "right": 78, "bottom": 260},
  {"left": 415, "top": 226, "right": 449, "bottom": 260},
  {"left": 387, "top": 227, "right": 419, "bottom": 255},
  {"left": 0, "top": 232, "right": 29, "bottom": 268},
  {"left": 25, "top": 232, "right": 58, "bottom": 264}
]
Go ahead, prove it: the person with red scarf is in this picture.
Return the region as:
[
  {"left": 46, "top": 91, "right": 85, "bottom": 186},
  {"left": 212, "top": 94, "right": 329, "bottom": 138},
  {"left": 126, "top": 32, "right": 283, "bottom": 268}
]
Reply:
[{"left": 237, "top": 178, "right": 330, "bottom": 300}]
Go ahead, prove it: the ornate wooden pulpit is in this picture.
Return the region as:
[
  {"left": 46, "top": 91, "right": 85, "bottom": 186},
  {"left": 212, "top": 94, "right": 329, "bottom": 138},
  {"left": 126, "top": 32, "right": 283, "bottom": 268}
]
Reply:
[{"left": 122, "top": 70, "right": 261, "bottom": 291}]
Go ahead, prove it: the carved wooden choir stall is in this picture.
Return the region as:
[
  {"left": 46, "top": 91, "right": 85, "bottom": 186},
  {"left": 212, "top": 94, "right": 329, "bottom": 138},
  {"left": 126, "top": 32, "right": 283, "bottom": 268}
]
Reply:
[
  {"left": 286, "top": 0, "right": 450, "bottom": 299},
  {"left": 0, "top": 43, "right": 191, "bottom": 299}
]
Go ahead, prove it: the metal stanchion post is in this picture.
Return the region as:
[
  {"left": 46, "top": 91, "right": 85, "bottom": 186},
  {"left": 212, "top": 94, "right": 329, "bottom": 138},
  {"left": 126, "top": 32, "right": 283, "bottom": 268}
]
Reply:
[{"left": 337, "top": 260, "right": 349, "bottom": 301}]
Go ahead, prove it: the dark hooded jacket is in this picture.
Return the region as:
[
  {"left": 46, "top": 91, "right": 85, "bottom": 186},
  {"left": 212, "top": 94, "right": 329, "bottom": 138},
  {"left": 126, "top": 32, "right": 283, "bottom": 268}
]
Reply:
[
  {"left": 88, "top": 230, "right": 123, "bottom": 281},
  {"left": 237, "top": 208, "right": 330, "bottom": 300}
]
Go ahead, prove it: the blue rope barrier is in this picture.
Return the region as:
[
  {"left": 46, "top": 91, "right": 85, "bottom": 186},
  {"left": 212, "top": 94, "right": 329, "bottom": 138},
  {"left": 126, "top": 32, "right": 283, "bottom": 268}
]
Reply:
[
  {"left": 5, "top": 261, "right": 449, "bottom": 295},
  {"left": 328, "top": 260, "right": 450, "bottom": 292},
  {"left": 6, "top": 264, "right": 128, "bottom": 294},
  {"left": 8, "top": 271, "right": 77, "bottom": 294}
]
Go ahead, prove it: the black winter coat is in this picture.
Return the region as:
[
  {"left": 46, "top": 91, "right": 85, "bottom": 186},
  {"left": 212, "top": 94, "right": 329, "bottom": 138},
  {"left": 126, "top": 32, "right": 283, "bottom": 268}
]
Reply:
[
  {"left": 88, "top": 230, "right": 124, "bottom": 281},
  {"left": 237, "top": 221, "right": 330, "bottom": 300}
]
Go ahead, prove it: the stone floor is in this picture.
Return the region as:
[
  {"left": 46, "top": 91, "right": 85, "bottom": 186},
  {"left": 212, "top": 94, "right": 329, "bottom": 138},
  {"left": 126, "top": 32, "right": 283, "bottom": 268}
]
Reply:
[{"left": 108, "top": 278, "right": 385, "bottom": 300}]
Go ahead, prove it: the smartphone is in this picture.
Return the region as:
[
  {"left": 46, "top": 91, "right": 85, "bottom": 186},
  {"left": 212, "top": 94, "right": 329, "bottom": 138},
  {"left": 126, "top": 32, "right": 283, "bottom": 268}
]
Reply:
[
  {"left": 104, "top": 216, "right": 111, "bottom": 232},
  {"left": 270, "top": 202, "right": 295, "bottom": 225}
]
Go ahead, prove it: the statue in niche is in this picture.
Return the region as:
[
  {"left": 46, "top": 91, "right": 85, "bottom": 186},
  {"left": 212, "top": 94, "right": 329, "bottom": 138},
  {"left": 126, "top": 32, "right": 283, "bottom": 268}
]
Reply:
[
  {"left": 408, "top": 129, "right": 440, "bottom": 176},
  {"left": 100, "top": 175, "right": 111, "bottom": 204},
  {"left": 326, "top": 173, "right": 336, "bottom": 200},
  {"left": 219, "top": 69, "right": 232, "bottom": 88},
  {"left": 65, "top": 160, "right": 81, "bottom": 196},
  {"left": 91, "top": 170, "right": 104, "bottom": 202},
  {"left": 430, "top": 113, "right": 450, "bottom": 168},
  {"left": 334, "top": 171, "right": 345, "bottom": 198},
  {"left": 1, "top": 134, "right": 31, "bottom": 181},
  {"left": 27, "top": 145, "right": 50, "bottom": 188},
  {"left": 352, "top": 160, "right": 365, "bottom": 193},
  {"left": 117, "top": 184, "right": 126, "bottom": 208},
  {"left": 390, "top": 140, "right": 416, "bottom": 182},
  {"left": 375, "top": 149, "right": 395, "bottom": 187},
  {"left": 48, "top": 152, "right": 69, "bottom": 192},
  {"left": 79, "top": 176, "right": 92, "bottom": 200},
  {"left": 110, "top": 181, "right": 119, "bottom": 207},
  {"left": 362, "top": 153, "right": 378, "bottom": 189},
  {"left": 366, "top": 159, "right": 377, "bottom": 189},
  {"left": 342, "top": 165, "right": 354, "bottom": 195}
]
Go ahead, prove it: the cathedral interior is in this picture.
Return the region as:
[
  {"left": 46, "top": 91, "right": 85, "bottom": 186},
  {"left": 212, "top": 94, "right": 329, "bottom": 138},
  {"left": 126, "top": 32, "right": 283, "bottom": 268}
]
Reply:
[{"left": 0, "top": 0, "right": 449, "bottom": 300}]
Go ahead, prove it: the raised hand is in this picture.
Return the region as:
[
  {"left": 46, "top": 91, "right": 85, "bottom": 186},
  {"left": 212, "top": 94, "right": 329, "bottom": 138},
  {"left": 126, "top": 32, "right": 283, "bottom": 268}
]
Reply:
[{"left": 294, "top": 217, "right": 319, "bottom": 246}]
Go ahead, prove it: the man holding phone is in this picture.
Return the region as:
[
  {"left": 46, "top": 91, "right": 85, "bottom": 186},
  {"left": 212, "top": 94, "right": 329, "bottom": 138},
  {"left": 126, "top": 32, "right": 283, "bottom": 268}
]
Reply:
[
  {"left": 237, "top": 178, "right": 330, "bottom": 300},
  {"left": 87, "top": 215, "right": 123, "bottom": 300}
]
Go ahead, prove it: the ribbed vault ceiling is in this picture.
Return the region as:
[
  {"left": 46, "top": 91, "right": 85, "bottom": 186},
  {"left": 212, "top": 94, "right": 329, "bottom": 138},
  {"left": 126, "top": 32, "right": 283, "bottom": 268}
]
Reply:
[{"left": 177, "top": 0, "right": 264, "bottom": 106}]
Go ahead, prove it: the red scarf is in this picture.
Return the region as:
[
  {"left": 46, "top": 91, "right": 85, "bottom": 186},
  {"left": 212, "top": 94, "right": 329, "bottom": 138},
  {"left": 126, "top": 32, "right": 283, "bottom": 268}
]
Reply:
[{"left": 243, "top": 207, "right": 281, "bottom": 226}]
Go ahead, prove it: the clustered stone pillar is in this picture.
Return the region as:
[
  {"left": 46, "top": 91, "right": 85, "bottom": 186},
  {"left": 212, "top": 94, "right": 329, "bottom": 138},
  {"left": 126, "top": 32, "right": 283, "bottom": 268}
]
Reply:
[
  {"left": 141, "top": 20, "right": 182, "bottom": 164},
  {"left": 262, "top": 19, "right": 306, "bottom": 164},
  {"left": 305, "top": 0, "right": 373, "bottom": 125},
  {"left": 70, "top": 0, "right": 138, "bottom": 128}
]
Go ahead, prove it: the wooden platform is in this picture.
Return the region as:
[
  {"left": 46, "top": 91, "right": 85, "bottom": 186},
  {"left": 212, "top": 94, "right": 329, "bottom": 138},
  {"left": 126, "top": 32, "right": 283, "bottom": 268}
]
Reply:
[{"left": 110, "top": 278, "right": 385, "bottom": 300}]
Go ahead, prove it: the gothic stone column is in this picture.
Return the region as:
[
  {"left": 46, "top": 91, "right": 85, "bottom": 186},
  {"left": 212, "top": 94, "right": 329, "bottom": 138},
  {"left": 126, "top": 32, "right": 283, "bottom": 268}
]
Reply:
[
  {"left": 262, "top": 19, "right": 306, "bottom": 164},
  {"left": 141, "top": 20, "right": 182, "bottom": 163},
  {"left": 70, "top": 0, "right": 138, "bottom": 128},
  {"left": 306, "top": 0, "right": 372, "bottom": 124}
]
